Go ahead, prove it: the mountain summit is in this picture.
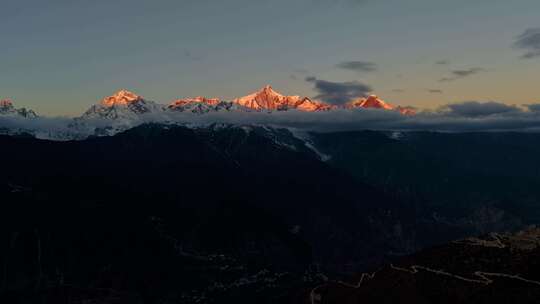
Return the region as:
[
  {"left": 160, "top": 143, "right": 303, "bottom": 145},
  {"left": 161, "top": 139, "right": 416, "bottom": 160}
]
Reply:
[
  {"left": 346, "top": 95, "right": 416, "bottom": 115},
  {"left": 100, "top": 90, "right": 144, "bottom": 107},
  {"left": 0, "top": 99, "right": 38, "bottom": 118},
  {"left": 0, "top": 99, "right": 14, "bottom": 109},
  {"left": 81, "top": 90, "right": 164, "bottom": 120},
  {"left": 168, "top": 96, "right": 247, "bottom": 114},
  {"left": 234, "top": 85, "right": 332, "bottom": 112},
  {"left": 346, "top": 95, "right": 395, "bottom": 110}
]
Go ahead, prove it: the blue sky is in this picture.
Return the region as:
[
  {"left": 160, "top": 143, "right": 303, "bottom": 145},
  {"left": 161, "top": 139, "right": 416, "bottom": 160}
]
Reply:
[{"left": 1, "top": 0, "right": 540, "bottom": 116}]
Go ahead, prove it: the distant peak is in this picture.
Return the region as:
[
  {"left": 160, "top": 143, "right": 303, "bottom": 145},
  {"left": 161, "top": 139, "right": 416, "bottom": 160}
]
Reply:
[
  {"left": 347, "top": 95, "right": 395, "bottom": 110},
  {"left": 0, "top": 99, "right": 13, "bottom": 108},
  {"left": 234, "top": 85, "right": 333, "bottom": 111},
  {"left": 112, "top": 90, "right": 140, "bottom": 99},
  {"left": 101, "top": 90, "right": 143, "bottom": 106},
  {"left": 258, "top": 85, "right": 279, "bottom": 96},
  {"left": 170, "top": 96, "right": 221, "bottom": 107}
]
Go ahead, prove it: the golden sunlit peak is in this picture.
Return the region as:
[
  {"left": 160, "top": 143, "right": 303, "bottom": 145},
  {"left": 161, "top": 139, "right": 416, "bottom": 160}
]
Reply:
[
  {"left": 170, "top": 96, "right": 221, "bottom": 107},
  {"left": 347, "top": 95, "right": 395, "bottom": 111},
  {"left": 0, "top": 99, "right": 14, "bottom": 108},
  {"left": 101, "top": 90, "right": 143, "bottom": 107}
]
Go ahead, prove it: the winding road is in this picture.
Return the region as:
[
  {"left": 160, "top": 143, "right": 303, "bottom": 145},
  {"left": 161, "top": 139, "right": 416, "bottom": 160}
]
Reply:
[{"left": 309, "top": 232, "right": 540, "bottom": 304}]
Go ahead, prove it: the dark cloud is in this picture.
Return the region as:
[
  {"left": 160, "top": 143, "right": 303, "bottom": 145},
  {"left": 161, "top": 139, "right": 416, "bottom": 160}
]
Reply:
[
  {"left": 305, "top": 77, "right": 372, "bottom": 104},
  {"left": 4, "top": 101, "right": 540, "bottom": 136},
  {"left": 444, "top": 101, "right": 519, "bottom": 117},
  {"left": 439, "top": 67, "right": 485, "bottom": 82},
  {"left": 435, "top": 60, "right": 449, "bottom": 65},
  {"left": 184, "top": 49, "right": 204, "bottom": 61},
  {"left": 526, "top": 104, "right": 540, "bottom": 112},
  {"left": 427, "top": 89, "right": 443, "bottom": 94},
  {"left": 514, "top": 28, "right": 540, "bottom": 59},
  {"left": 336, "top": 61, "right": 377, "bottom": 72}
]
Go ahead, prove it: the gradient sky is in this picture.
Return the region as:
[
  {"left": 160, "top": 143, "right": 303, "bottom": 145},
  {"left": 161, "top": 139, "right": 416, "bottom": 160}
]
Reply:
[{"left": 1, "top": 0, "right": 540, "bottom": 116}]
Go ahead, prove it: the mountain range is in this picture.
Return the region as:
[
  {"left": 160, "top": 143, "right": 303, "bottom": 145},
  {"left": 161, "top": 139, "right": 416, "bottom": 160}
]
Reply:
[
  {"left": 1, "top": 86, "right": 414, "bottom": 120},
  {"left": 0, "top": 99, "right": 37, "bottom": 118},
  {"left": 0, "top": 86, "right": 416, "bottom": 140}
]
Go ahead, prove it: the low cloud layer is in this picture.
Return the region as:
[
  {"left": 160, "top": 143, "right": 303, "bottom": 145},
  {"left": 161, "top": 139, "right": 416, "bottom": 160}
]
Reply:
[
  {"left": 526, "top": 104, "right": 540, "bottom": 112},
  {"left": 443, "top": 101, "right": 520, "bottom": 117},
  {"left": 514, "top": 28, "right": 540, "bottom": 59},
  {"left": 4, "top": 101, "right": 540, "bottom": 139},
  {"left": 440, "top": 67, "right": 485, "bottom": 82},
  {"left": 336, "top": 61, "right": 377, "bottom": 72},
  {"left": 305, "top": 77, "right": 372, "bottom": 104}
]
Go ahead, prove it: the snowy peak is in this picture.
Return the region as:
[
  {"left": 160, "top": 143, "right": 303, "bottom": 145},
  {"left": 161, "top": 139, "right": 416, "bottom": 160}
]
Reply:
[
  {"left": 0, "top": 99, "right": 14, "bottom": 109},
  {"left": 0, "top": 99, "right": 38, "bottom": 118},
  {"left": 234, "top": 85, "right": 290, "bottom": 110},
  {"left": 234, "top": 85, "right": 331, "bottom": 112},
  {"left": 346, "top": 95, "right": 395, "bottom": 110},
  {"left": 169, "top": 96, "right": 226, "bottom": 114},
  {"left": 344, "top": 95, "right": 415, "bottom": 114},
  {"left": 81, "top": 90, "right": 164, "bottom": 121},
  {"left": 168, "top": 97, "right": 247, "bottom": 114},
  {"left": 101, "top": 90, "right": 144, "bottom": 107},
  {"left": 294, "top": 97, "right": 336, "bottom": 111},
  {"left": 169, "top": 96, "right": 222, "bottom": 108}
]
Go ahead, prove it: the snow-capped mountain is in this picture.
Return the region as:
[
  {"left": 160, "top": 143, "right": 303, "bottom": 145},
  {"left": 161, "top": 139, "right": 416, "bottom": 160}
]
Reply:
[
  {"left": 234, "top": 85, "right": 333, "bottom": 112},
  {"left": 0, "top": 99, "right": 38, "bottom": 118},
  {"left": 0, "top": 86, "right": 418, "bottom": 141},
  {"left": 81, "top": 90, "right": 165, "bottom": 121},
  {"left": 71, "top": 90, "right": 168, "bottom": 138},
  {"left": 346, "top": 95, "right": 416, "bottom": 115},
  {"left": 346, "top": 95, "right": 395, "bottom": 110},
  {"left": 233, "top": 86, "right": 412, "bottom": 114},
  {"left": 168, "top": 97, "right": 248, "bottom": 114}
]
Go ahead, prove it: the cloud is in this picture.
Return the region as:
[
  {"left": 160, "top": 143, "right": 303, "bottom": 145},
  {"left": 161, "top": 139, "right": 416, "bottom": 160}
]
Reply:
[
  {"left": 514, "top": 28, "right": 540, "bottom": 59},
  {"left": 443, "top": 101, "right": 520, "bottom": 117},
  {"left": 526, "top": 104, "right": 540, "bottom": 112},
  {"left": 305, "top": 77, "right": 372, "bottom": 104},
  {"left": 174, "top": 102, "right": 540, "bottom": 132},
  {"left": 336, "top": 61, "right": 377, "bottom": 72},
  {"left": 427, "top": 89, "right": 443, "bottom": 94},
  {"left": 5, "top": 101, "right": 540, "bottom": 139},
  {"left": 392, "top": 89, "right": 405, "bottom": 93},
  {"left": 184, "top": 49, "right": 204, "bottom": 61},
  {"left": 439, "top": 67, "right": 485, "bottom": 82},
  {"left": 435, "top": 60, "right": 449, "bottom": 65},
  {"left": 290, "top": 68, "right": 309, "bottom": 80}
]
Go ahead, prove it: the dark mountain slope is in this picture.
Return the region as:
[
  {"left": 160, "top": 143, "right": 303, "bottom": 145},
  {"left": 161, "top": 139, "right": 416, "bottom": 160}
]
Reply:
[
  {"left": 309, "top": 227, "right": 540, "bottom": 304},
  {"left": 312, "top": 131, "right": 540, "bottom": 231},
  {"left": 0, "top": 124, "right": 416, "bottom": 303}
]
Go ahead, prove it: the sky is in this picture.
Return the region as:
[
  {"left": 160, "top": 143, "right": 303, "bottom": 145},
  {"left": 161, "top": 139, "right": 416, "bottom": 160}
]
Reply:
[{"left": 1, "top": 0, "right": 540, "bottom": 116}]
